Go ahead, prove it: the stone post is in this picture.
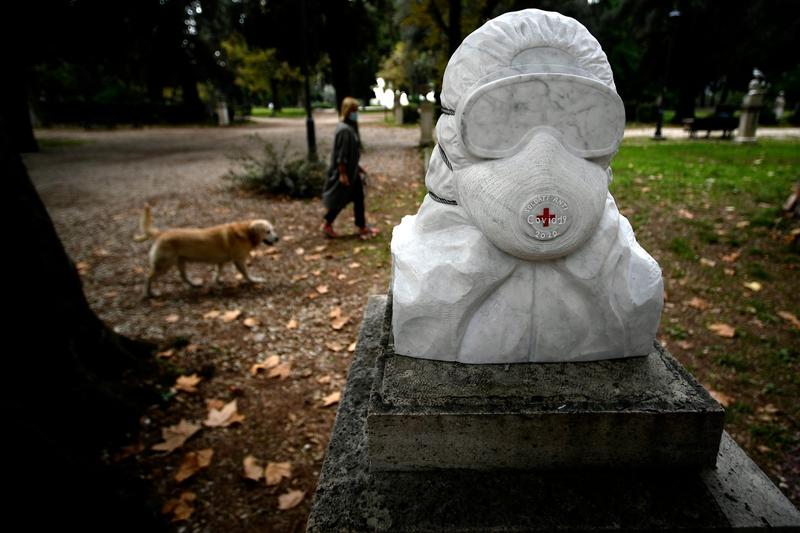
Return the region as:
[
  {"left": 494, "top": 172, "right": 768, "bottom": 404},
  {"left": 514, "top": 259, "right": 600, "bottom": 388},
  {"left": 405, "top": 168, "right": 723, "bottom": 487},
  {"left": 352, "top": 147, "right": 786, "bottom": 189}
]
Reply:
[
  {"left": 735, "top": 75, "right": 766, "bottom": 143},
  {"left": 419, "top": 100, "right": 434, "bottom": 146},
  {"left": 216, "top": 101, "right": 230, "bottom": 126},
  {"left": 393, "top": 103, "right": 403, "bottom": 126}
]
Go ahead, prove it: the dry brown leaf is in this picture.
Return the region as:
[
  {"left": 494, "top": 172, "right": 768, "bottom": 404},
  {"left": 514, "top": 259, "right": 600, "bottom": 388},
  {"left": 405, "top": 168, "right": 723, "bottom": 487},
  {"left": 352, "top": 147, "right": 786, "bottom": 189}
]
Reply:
[
  {"left": 165, "top": 314, "right": 180, "bottom": 323},
  {"left": 251, "top": 355, "right": 281, "bottom": 375},
  {"left": 243, "top": 317, "right": 260, "bottom": 328},
  {"left": 286, "top": 318, "right": 299, "bottom": 330},
  {"left": 677, "top": 209, "right": 695, "bottom": 220},
  {"left": 721, "top": 250, "right": 741, "bottom": 263},
  {"left": 316, "top": 284, "right": 329, "bottom": 295},
  {"left": 325, "top": 341, "right": 343, "bottom": 352},
  {"left": 331, "top": 315, "right": 350, "bottom": 331},
  {"left": 204, "top": 399, "right": 245, "bottom": 427},
  {"left": 222, "top": 309, "right": 242, "bottom": 323},
  {"left": 756, "top": 444, "right": 772, "bottom": 454},
  {"left": 708, "top": 323, "right": 736, "bottom": 338},
  {"left": 312, "top": 269, "right": 322, "bottom": 276},
  {"left": 347, "top": 341, "right": 357, "bottom": 353},
  {"left": 348, "top": 262, "right": 361, "bottom": 269},
  {"left": 174, "top": 374, "right": 202, "bottom": 393},
  {"left": 206, "top": 398, "right": 225, "bottom": 411},
  {"left": 152, "top": 420, "right": 201, "bottom": 453},
  {"left": 707, "top": 389, "right": 734, "bottom": 407},
  {"left": 686, "top": 297, "right": 709, "bottom": 311},
  {"left": 337, "top": 273, "right": 347, "bottom": 280},
  {"left": 317, "top": 375, "right": 332, "bottom": 385},
  {"left": 162, "top": 491, "right": 196, "bottom": 522},
  {"left": 699, "top": 257, "right": 716, "bottom": 268},
  {"left": 185, "top": 343, "right": 200, "bottom": 354},
  {"left": 263, "top": 247, "right": 281, "bottom": 255},
  {"left": 294, "top": 247, "right": 305, "bottom": 256},
  {"left": 777, "top": 311, "right": 800, "bottom": 330},
  {"left": 156, "top": 349, "right": 175, "bottom": 359},
  {"left": 304, "top": 254, "right": 322, "bottom": 262},
  {"left": 203, "top": 310, "right": 221, "bottom": 319},
  {"left": 724, "top": 268, "right": 736, "bottom": 276},
  {"left": 268, "top": 362, "right": 291, "bottom": 379},
  {"left": 265, "top": 462, "right": 292, "bottom": 486},
  {"left": 278, "top": 490, "right": 305, "bottom": 510},
  {"left": 743, "top": 281, "right": 763, "bottom": 292},
  {"left": 313, "top": 245, "right": 327, "bottom": 253},
  {"left": 322, "top": 391, "right": 341, "bottom": 407},
  {"left": 291, "top": 273, "right": 309, "bottom": 282},
  {"left": 175, "top": 449, "right": 214, "bottom": 482},
  {"left": 735, "top": 220, "right": 750, "bottom": 229},
  {"left": 676, "top": 340, "right": 694, "bottom": 350},
  {"left": 307, "top": 292, "right": 319, "bottom": 300},
  {"left": 76, "top": 261, "right": 91, "bottom": 273},
  {"left": 329, "top": 306, "right": 342, "bottom": 319},
  {"left": 243, "top": 455, "right": 264, "bottom": 481}
]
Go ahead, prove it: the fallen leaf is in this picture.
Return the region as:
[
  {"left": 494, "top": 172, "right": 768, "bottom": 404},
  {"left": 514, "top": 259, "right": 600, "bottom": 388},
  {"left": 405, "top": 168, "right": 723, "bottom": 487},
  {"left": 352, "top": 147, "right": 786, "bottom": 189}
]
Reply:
[
  {"left": 162, "top": 491, "right": 196, "bottom": 522},
  {"left": 206, "top": 397, "right": 225, "bottom": 409},
  {"left": 316, "top": 284, "right": 329, "bottom": 295},
  {"left": 165, "top": 314, "right": 180, "bottom": 323},
  {"left": 263, "top": 247, "right": 281, "bottom": 255},
  {"left": 676, "top": 340, "right": 694, "bottom": 350},
  {"left": 777, "top": 311, "right": 800, "bottom": 330},
  {"left": 721, "top": 250, "right": 741, "bottom": 263},
  {"left": 304, "top": 254, "right": 322, "bottom": 262},
  {"left": 686, "top": 297, "right": 709, "bottom": 311},
  {"left": 708, "top": 323, "right": 736, "bottom": 338},
  {"left": 294, "top": 247, "right": 305, "bottom": 256},
  {"left": 329, "top": 306, "right": 342, "bottom": 319},
  {"left": 76, "top": 261, "right": 90, "bottom": 273},
  {"left": 243, "top": 455, "right": 264, "bottom": 481},
  {"left": 243, "top": 317, "right": 260, "bottom": 328},
  {"left": 174, "top": 374, "right": 202, "bottom": 393},
  {"left": 222, "top": 309, "right": 242, "bottom": 323},
  {"left": 707, "top": 389, "right": 734, "bottom": 407},
  {"left": 724, "top": 268, "right": 736, "bottom": 276},
  {"left": 347, "top": 341, "right": 357, "bottom": 353},
  {"left": 700, "top": 257, "right": 716, "bottom": 267},
  {"left": 313, "top": 245, "right": 327, "bottom": 253},
  {"left": 331, "top": 315, "right": 350, "bottom": 331},
  {"left": 756, "top": 444, "right": 772, "bottom": 454},
  {"left": 677, "top": 209, "right": 695, "bottom": 220},
  {"left": 203, "top": 310, "right": 221, "bottom": 320},
  {"left": 204, "top": 400, "right": 245, "bottom": 427},
  {"left": 322, "top": 391, "right": 341, "bottom": 407},
  {"left": 268, "top": 362, "right": 291, "bottom": 379},
  {"left": 348, "top": 262, "right": 361, "bottom": 269},
  {"left": 152, "top": 420, "right": 201, "bottom": 453},
  {"left": 291, "top": 273, "right": 309, "bottom": 282},
  {"left": 735, "top": 220, "right": 750, "bottom": 229},
  {"left": 311, "top": 269, "right": 322, "bottom": 276},
  {"left": 185, "top": 343, "right": 200, "bottom": 354},
  {"left": 743, "top": 281, "right": 763, "bottom": 292},
  {"left": 265, "top": 462, "right": 292, "bottom": 486},
  {"left": 175, "top": 449, "right": 214, "bottom": 482},
  {"left": 286, "top": 318, "right": 298, "bottom": 330},
  {"left": 337, "top": 273, "right": 347, "bottom": 280},
  {"left": 307, "top": 292, "right": 319, "bottom": 300},
  {"left": 325, "top": 341, "right": 343, "bottom": 352},
  {"left": 157, "top": 349, "right": 175, "bottom": 359},
  {"left": 251, "top": 355, "right": 281, "bottom": 375},
  {"left": 278, "top": 490, "right": 305, "bottom": 510},
  {"left": 317, "top": 375, "right": 332, "bottom": 385}
]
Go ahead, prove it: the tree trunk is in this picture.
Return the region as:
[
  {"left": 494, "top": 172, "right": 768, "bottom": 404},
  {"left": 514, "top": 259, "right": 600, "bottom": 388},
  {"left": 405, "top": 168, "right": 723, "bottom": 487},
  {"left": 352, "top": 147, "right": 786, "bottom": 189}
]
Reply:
[
  {"left": 2, "top": 64, "right": 39, "bottom": 153},
  {"left": 2, "top": 128, "right": 163, "bottom": 529}
]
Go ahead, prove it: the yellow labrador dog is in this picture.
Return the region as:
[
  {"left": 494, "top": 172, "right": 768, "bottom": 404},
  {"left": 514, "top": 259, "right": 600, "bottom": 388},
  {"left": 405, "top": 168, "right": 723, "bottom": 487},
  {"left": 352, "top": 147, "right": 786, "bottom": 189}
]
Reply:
[{"left": 135, "top": 205, "right": 279, "bottom": 297}]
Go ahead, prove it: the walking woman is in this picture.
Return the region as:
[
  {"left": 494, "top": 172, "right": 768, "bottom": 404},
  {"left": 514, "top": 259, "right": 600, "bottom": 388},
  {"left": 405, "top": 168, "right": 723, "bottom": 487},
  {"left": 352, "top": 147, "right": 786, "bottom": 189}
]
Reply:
[{"left": 321, "top": 97, "right": 379, "bottom": 239}]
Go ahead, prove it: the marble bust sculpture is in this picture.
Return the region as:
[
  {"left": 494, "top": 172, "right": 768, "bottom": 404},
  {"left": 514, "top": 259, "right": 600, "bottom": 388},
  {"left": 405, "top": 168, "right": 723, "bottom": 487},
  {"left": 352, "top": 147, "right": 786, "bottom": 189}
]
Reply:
[{"left": 391, "top": 9, "right": 664, "bottom": 363}]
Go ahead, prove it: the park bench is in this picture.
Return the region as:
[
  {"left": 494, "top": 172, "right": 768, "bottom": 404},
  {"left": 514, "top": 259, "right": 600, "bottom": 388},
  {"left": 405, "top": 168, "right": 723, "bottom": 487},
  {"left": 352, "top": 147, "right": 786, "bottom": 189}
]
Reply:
[{"left": 683, "top": 111, "right": 738, "bottom": 138}]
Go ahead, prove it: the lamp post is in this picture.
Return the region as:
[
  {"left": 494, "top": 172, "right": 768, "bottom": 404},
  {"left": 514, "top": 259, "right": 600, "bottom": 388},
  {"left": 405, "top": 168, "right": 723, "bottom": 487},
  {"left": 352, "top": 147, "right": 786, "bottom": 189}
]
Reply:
[
  {"left": 299, "top": 0, "right": 317, "bottom": 161},
  {"left": 653, "top": 8, "right": 681, "bottom": 140}
]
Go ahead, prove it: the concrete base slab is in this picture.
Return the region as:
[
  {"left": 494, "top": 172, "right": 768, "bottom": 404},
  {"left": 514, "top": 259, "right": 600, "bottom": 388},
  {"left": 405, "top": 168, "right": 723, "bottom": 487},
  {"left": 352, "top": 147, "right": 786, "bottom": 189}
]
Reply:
[
  {"left": 307, "top": 295, "right": 800, "bottom": 532},
  {"left": 369, "top": 303, "right": 724, "bottom": 470}
]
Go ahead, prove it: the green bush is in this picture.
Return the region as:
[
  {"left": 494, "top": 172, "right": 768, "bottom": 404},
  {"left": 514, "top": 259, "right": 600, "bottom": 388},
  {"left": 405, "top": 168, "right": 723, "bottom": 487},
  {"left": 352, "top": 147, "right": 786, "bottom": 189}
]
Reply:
[{"left": 227, "top": 140, "right": 327, "bottom": 198}]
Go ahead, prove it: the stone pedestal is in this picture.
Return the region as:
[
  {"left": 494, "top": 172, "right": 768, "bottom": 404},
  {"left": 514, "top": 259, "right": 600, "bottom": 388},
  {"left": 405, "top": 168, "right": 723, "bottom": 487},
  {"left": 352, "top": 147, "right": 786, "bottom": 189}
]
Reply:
[
  {"left": 419, "top": 101, "right": 434, "bottom": 146},
  {"left": 735, "top": 92, "right": 764, "bottom": 143},
  {"left": 307, "top": 295, "right": 800, "bottom": 532},
  {"left": 216, "top": 101, "right": 229, "bottom": 126},
  {"left": 393, "top": 104, "right": 403, "bottom": 126}
]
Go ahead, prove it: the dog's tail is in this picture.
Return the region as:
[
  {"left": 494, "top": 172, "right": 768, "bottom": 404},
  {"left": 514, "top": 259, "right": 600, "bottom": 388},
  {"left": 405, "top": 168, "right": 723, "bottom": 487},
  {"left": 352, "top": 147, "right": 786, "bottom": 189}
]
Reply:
[{"left": 133, "top": 204, "right": 160, "bottom": 242}]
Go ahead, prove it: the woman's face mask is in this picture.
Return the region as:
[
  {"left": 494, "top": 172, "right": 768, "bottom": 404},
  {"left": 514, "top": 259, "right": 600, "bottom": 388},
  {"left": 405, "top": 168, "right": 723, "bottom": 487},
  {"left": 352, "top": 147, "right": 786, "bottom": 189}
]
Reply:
[{"left": 348, "top": 111, "right": 359, "bottom": 122}]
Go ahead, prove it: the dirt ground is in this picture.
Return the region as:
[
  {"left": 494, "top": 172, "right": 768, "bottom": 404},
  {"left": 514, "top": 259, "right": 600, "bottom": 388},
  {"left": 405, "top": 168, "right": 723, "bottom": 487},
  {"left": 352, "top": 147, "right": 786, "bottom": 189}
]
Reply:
[
  {"left": 27, "top": 112, "right": 423, "bottom": 532},
  {"left": 26, "top": 116, "right": 797, "bottom": 531}
]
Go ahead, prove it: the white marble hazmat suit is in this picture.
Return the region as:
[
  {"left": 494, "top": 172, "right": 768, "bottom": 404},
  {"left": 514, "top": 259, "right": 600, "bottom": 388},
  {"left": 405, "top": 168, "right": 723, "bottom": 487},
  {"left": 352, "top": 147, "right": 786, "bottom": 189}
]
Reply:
[{"left": 391, "top": 9, "right": 664, "bottom": 363}]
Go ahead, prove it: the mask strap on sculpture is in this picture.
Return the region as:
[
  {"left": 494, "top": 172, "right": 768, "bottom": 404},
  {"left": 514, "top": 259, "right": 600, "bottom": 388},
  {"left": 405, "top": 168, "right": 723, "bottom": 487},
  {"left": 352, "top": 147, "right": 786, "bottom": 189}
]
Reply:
[
  {"left": 437, "top": 144, "right": 453, "bottom": 171},
  {"left": 428, "top": 190, "right": 458, "bottom": 205}
]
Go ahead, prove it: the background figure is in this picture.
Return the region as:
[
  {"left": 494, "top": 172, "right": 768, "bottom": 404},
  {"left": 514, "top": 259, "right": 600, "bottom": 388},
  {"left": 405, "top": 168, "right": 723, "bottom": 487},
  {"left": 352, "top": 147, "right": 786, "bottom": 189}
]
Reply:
[{"left": 321, "top": 97, "right": 379, "bottom": 240}]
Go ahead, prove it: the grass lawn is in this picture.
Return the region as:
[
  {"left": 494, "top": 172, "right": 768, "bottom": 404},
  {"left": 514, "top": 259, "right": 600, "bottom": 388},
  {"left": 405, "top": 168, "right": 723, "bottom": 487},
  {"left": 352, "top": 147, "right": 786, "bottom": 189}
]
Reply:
[
  {"left": 250, "top": 106, "right": 314, "bottom": 118},
  {"left": 610, "top": 138, "right": 799, "bottom": 501}
]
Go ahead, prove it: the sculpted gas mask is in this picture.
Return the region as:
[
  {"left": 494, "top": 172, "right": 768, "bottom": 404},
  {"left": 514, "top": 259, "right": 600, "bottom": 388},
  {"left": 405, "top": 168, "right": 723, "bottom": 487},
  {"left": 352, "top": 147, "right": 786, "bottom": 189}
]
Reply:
[{"left": 451, "top": 66, "right": 625, "bottom": 260}]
